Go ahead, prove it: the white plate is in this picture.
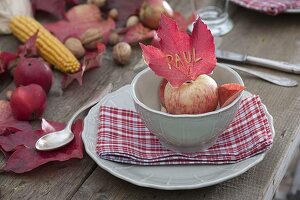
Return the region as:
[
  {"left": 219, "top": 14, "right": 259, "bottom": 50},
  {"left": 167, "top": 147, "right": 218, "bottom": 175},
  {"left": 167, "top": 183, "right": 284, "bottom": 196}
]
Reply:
[{"left": 82, "top": 85, "right": 275, "bottom": 190}]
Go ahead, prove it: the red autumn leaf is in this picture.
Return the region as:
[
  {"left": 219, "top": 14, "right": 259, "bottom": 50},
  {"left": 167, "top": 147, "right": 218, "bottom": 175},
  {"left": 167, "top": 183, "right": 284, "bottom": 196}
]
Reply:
[
  {"left": 172, "top": 12, "right": 196, "bottom": 31},
  {"left": 104, "top": 0, "right": 143, "bottom": 27},
  {"left": 0, "top": 51, "right": 18, "bottom": 74},
  {"left": 0, "top": 119, "right": 83, "bottom": 173},
  {"left": 61, "top": 44, "right": 106, "bottom": 89},
  {"left": 0, "top": 100, "right": 32, "bottom": 135},
  {"left": 45, "top": 18, "right": 116, "bottom": 43},
  {"left": 140, "top": 15, "right": 216, "bottom": 87},
  {"left": 31, "top": 0, "right": 66, "bottom": 19},
  {"left": 17, "top": 31, "right": 39, "bottom": 58},
  {"left": 218, "top": 83, "right": 245, "bottom": 108},
  {"left": 150, "top": 32, "right": 160, "bottom": 48},
  {"left": 122, "top": 23, "right": 155, "bottom": 44},
  {"left": 65, "top": 4, "right": 102, "bottom": 22}
]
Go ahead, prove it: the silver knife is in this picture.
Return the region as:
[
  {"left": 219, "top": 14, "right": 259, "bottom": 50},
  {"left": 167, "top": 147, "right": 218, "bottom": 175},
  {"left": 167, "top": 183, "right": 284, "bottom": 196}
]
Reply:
[{"left": 216, "top": 49, "right": 300, "bottom": 74}]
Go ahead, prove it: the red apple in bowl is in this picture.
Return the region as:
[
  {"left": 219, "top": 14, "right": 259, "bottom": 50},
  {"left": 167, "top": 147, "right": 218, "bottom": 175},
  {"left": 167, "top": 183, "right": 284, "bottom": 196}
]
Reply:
[
  {"left": 164, "top": 74, "right": 218, "bottom": 114},
  {"left": 10, "top": 84, "right": 47, "bottom": 120},
  {"left": 159, "top": 78, "right": 168, "bottom": 107}
]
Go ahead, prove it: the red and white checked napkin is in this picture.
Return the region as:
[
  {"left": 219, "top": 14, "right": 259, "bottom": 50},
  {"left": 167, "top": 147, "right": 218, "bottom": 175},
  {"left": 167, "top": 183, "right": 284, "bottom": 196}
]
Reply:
[
  {"left": 96, "top": 95, "right": 273, "bottom": 165},
  {"left": 231, "top": 0, "right": 300, "bottom": 15}
]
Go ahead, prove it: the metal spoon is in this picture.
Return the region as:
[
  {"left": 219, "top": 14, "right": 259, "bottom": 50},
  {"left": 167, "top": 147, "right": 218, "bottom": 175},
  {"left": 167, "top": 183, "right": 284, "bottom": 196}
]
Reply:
[
  {"left": 220, "top": 63, "right": 298, "bottom": 87},
  {"left": 35, "top": 84, "right": 113, "bottom": 151}
]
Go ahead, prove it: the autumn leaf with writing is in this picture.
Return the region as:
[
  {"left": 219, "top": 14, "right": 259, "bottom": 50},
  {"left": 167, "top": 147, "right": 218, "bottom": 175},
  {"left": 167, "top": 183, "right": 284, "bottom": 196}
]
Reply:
[{"left": 140, "top": 15, "right": 216, "bottom": 87}]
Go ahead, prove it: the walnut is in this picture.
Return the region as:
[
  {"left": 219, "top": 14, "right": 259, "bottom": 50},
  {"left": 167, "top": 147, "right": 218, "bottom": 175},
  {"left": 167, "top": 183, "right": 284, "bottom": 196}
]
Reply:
[
  {"left": 112, "top": 42, "right": 132, "bottom": 65},
  {"left": 80, "top": 28, "right": 103, "bottom": 49},
  {"left": 64, "top": 37, "right": 85, "bottom": 59}
]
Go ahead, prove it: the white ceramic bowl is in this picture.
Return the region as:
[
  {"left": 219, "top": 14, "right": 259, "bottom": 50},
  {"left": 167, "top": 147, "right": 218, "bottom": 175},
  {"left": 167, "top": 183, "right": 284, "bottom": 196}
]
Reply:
[{"left": 131, "top": 63, "right": 244, "bottom": 153}]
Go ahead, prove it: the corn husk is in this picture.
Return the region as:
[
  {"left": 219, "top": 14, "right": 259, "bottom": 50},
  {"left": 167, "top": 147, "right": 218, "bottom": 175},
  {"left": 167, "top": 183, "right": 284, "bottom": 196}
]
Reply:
[{"left": 0, "top": 0, "right": 32, "bottom": 34}]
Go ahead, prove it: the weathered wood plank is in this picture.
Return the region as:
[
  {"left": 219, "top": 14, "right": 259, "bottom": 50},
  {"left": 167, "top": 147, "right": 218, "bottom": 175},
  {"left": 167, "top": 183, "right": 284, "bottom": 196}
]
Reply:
[
  {"left": 0, "top": 35, "right": 19, "bottom": 91},
  {"left": 0, "top": 44, "right": 144, "bottom": 200}
]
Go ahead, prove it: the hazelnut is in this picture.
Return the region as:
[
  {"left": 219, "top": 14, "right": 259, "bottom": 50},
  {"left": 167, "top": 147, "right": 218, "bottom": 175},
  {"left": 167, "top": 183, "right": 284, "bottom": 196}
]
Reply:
[
  {"left": 112, "top": 42, "right": 132, "bottom": 65},
  {"left": 108, "top": 8, "right": 118, "bottom": 20},
  {"left": 109, "top": 32, "right": 120, "bottom": 46},
  {"left": 87, "top": 0, "right": 106, "bottom": 8},
  {"left": 64, "top": 37, "right": 85, "bottom": 59},
  {"left": 80, "top": 28, "right": 103, "bottom": 49},
  {"left": 126, "top": 16, "right": 139, "bottom": 27}
]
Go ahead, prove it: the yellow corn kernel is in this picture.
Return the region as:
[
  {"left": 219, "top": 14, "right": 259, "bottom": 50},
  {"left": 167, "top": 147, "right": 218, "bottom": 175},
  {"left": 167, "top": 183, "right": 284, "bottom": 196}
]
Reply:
[{"left": 10, "top": 16, "right": 80, "bottom": 73}]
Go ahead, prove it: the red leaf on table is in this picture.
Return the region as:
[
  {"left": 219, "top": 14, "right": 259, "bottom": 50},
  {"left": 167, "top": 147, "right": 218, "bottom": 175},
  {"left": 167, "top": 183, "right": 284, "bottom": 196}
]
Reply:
[
  {"left": 123, "top": 23, "right": 155, "bottom": 44},
  {"left": 66, "top": 0, "right": 83, "bottom": 5},
  {"left": 17, "top": 31, "right": 39, "bottom": 58},
  {"left": 140, "top": 15, "right": 216, "bottom": 88},
  {"left": 0, "top": 100, "right": 32, "bottom": 135},
  {"left": 218, "top": 83, "right": 245, "bottom": 108},
  {"left": 0, "top": 129, "right": 42, "bottom": 152},
  {"left": 105, "top": 0, "right": 143, "bottom": 27},
  {"left": 45, "top": 18, "right": 116, "bottom": 43},
  {"left": 65, "top": 4, "right": 102, "bottom": 22},
  {"left": 31, "top": 0, "right": 66, "bottom": 19},
  {"left": 0, "top": 51, "right": 18, "bottom": 74},
  {"left": 1, "top": 119, "right": 83, "bottom": 173},
  {"left": 61, "top": 44, "right": 106, "bottom": 89}
]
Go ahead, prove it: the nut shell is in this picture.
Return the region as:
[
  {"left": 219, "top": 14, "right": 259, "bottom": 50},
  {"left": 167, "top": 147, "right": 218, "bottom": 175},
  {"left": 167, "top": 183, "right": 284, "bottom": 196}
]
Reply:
[
  {"left": 126, "top": 16, "right": 139, "bottom": 27},
  {"left": 80, "top": 28, "right": 103, "bottom": 49},
  {"left": 64, "top": 37, "right": 85, "bottom": 59},
  {"left": 112, "top": 42, "right": 132, "bottom": 65}
]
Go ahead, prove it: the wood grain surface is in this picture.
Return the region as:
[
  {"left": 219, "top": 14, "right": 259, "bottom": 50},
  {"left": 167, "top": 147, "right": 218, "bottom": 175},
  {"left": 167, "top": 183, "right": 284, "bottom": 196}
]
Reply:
[{"left": 1, "top": 1, "right": 300, "bottom": 200}]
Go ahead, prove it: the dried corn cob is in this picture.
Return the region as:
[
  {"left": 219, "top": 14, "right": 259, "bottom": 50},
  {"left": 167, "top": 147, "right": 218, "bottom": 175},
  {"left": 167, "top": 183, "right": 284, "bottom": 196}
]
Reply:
[{"left": 9, "top": 16, "right": 80, "bottom": 73}]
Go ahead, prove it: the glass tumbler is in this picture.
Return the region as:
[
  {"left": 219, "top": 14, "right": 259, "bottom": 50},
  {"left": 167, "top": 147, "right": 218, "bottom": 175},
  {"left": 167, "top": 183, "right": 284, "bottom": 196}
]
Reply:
[{"left": 188, "top": 0, "right": 233, "bottom": 37}]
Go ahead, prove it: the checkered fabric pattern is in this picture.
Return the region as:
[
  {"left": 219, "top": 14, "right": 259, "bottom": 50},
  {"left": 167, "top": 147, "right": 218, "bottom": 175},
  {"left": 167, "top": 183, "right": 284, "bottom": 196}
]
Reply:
[
  {"left": 96, "top": 95, "right": 273, "bottom": 165},
  {"left": 231, "top": 0, "right": 300, "bottom": 15}
]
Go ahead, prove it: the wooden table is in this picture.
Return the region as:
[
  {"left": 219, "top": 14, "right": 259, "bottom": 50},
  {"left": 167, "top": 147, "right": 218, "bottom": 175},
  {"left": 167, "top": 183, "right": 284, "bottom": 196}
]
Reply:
[{"left": 1, "top": 1, "right": 300, "bottom": 199}]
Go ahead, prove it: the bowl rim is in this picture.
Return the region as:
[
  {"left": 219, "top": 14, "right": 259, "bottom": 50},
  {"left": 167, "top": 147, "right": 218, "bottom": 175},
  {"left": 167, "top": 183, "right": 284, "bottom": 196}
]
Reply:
[{"left": 131, "top": 63, "right": 244, "bottom": 118}]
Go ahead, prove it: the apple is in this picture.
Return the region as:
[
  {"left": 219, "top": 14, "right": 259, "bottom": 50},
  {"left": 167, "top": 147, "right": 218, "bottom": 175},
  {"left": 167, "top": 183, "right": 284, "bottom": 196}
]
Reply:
[
  {"left": 10, "top": 84, "right": 47, "bottom": 120},
  {"left": 218, "top": 83, "right": 245, "bottom": 108},
  {"left": 14, "top": 58, "right": 54, "bottom": 93},
  {"left": 159, "top": 78, "right": 168, "bottom": 107},
  {"left": 164, "top": 75, "right": 218, "bottom": 114}
]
